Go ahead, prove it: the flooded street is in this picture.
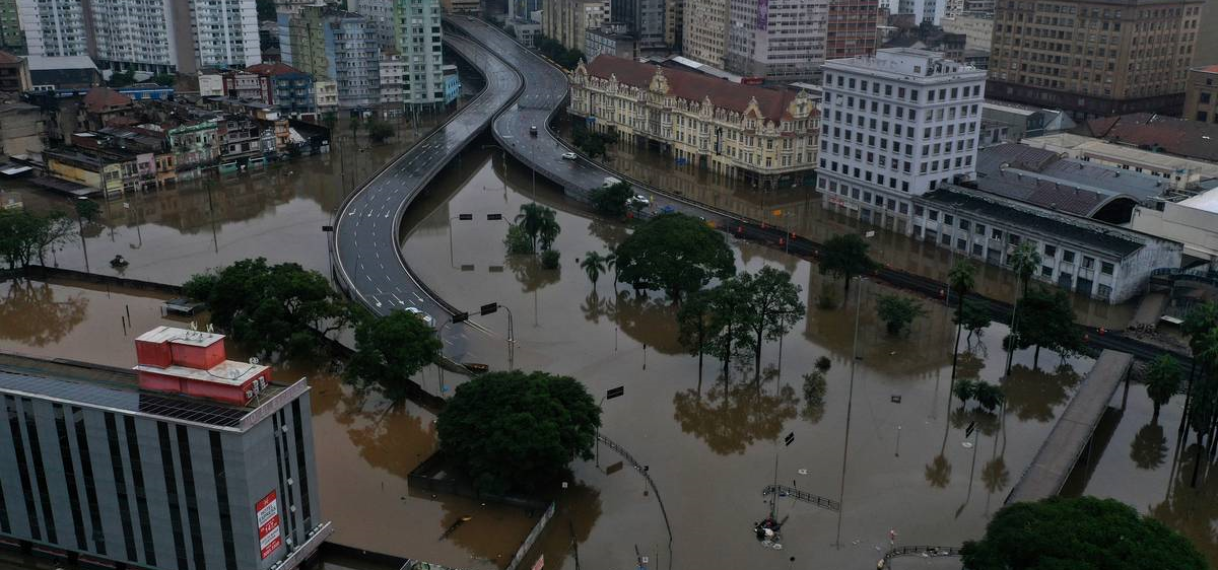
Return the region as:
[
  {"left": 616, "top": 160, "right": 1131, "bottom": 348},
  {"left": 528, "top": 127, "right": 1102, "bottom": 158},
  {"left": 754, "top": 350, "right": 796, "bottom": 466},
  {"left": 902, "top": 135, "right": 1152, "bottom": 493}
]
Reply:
[
  {"left": 555, "top": 116, "right": 1134, "bottom": 330},
  {"left": 0, "top": 278, "right": 538, "bottom": 569},
  {"left": 0, "top": 95, "right": 1202, "bottom": 568},
  {"left": 400, "top": 153, "right": 1108, "bottom": 569},
  {"left": 6, "top": 112, "right": 461, "bottom": 286}
]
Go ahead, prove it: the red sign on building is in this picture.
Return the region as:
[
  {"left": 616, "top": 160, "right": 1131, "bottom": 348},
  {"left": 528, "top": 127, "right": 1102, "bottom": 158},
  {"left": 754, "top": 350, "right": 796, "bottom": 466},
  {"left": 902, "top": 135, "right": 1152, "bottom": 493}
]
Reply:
[{"left": 256, "top": 491, "right": 282, "bottom": 559}]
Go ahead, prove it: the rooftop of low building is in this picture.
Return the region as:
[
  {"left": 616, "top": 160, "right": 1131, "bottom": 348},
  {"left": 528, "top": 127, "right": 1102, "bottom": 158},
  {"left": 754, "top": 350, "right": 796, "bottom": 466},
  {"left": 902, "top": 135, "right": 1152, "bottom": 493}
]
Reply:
[
  {"left": 1078, "top": 112, "right": 1218, "bottom": 163},
  {"left": 581, "top": 55, "right": 814, "bottom": 123},
  {"left": 973, "top": 143, "right": 1169, "bottom": 218},
  {"left": 0, "top": 351, "right": 298, "bottom": 432}
]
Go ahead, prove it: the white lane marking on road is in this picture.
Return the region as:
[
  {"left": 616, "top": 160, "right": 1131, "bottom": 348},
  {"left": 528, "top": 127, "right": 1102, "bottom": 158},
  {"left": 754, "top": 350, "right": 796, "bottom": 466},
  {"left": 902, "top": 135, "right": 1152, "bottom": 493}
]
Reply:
[{"left": 391, "top": 293, "right": 404, "bottom": 305}]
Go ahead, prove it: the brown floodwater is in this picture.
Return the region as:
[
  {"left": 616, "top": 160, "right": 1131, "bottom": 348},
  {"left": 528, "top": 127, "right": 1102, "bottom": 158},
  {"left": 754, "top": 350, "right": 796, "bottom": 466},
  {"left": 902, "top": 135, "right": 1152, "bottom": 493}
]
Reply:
[
  {"left": 399, "top": 153, "right": 1116, "bottom": 569},
  {"left": 5, "top": 112, "right": 460, "bottom": 286},
  {"left": 0, "top": 278, "right": 540, "bottom": 570},
  {"left": 555, "top": 115, "right": 1134, "bottom": 330}
]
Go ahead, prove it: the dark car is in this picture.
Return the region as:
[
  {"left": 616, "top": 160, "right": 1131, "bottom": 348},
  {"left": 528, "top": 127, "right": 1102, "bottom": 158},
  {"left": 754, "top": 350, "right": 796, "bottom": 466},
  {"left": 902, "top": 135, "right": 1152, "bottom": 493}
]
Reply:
[{"left": 530, "top": 125, "right": 538, "bottom": 136}]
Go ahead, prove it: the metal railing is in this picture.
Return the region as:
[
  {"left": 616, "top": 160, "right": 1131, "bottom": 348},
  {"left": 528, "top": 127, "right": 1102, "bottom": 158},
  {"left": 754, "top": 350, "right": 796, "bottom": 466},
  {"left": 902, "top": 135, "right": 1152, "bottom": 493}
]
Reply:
[
  {"left": 760, "top": 485, "right": 841, "bottom": 512},
  {"left": 596, "top": 433, "right": 674, "bottom": 568}
]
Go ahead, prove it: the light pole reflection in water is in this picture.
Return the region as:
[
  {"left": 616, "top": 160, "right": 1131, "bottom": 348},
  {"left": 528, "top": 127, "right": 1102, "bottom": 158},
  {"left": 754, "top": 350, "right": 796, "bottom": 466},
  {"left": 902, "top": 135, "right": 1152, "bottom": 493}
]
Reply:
[{"left": 836, "top": 275, "right": 867, "bottom": 549}]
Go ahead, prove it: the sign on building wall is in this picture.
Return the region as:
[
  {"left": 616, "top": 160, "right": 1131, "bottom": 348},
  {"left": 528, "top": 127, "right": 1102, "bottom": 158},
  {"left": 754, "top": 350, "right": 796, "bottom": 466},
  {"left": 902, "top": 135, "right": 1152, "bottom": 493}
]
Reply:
[{"left": 257, "top": 490, "right": 283, "bottom": 559}]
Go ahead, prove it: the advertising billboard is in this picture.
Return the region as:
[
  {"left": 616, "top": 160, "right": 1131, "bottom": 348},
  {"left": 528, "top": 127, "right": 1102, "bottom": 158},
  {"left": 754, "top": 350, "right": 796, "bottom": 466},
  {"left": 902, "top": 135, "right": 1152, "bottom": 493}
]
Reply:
[{"left": 257, "top": 490, "right": 282, "bottom": 560}]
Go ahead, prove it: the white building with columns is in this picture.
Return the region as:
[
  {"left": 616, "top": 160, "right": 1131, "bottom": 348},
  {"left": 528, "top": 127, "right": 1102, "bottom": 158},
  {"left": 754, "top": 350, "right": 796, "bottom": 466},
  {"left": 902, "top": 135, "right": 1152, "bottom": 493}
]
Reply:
[{"left": 817, "top": 48, "right": 985, "bottom": 234}]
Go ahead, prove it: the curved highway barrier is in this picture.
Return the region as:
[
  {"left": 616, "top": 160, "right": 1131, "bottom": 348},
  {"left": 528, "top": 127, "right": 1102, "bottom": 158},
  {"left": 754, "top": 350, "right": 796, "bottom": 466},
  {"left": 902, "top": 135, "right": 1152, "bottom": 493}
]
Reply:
[{"left": 330, "top": 33, "right": 522, "bottom": 356}]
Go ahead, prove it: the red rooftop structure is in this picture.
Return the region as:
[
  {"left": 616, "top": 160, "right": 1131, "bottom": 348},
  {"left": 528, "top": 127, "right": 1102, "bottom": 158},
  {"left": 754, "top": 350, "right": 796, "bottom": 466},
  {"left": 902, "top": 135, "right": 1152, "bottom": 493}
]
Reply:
[{"left": 133, "top": 325, "right": 271, "bottom": 406}]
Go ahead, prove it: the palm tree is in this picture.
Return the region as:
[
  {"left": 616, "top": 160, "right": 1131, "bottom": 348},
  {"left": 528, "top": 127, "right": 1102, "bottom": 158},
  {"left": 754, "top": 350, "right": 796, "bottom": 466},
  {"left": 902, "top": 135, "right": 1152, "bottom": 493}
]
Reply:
[
  {"left": 1009, "top": 242, "right": 1041, "bottom": 298},
  {"left": 1146, "top": 354, "right": 1182, "bottom": 422},
  {"left": 580, "top": 251, "right": 606, "bottom": 287},
  {"left": 605, "top": 252, "right": 618, "bottom": 289},
  {"left": 515, "top": 203, "right": 561, "bottom": 252},
  {"left": 1006, "top": 242, "right": 1042, "bottom": 374},
  {"left": 1180, "top": 302, "right": 1218, "bottom": 435},
  {"left": 947, "top": 261, "right": 977, "bottom": 410}
]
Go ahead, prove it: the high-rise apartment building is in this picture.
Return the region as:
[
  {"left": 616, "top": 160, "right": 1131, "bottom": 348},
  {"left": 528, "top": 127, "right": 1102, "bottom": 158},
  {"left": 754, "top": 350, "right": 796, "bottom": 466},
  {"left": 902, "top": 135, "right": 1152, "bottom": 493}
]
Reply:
[
  {"left": 542, "top": 0, "right": 609, "bottom": 52},
  {"left": 725, "top": 0, "right": 829, "bottom": 81},
  {"left": 817, "top": 48, "right": 985, "bottom": 232},
  {"left": 664, "top": 0, "right": 682, "bottom": 49},
  {"left": 682, "top": 0, "right": 728, "bottom": 66},
  {"left": 0, "top": 0, "right": 25, "bottom": 54},
  {"left": 0, "top": 326, "right": 331, "bottom": 570},
  {"left": 898, "top": 0, "right": 945, "bottom": 23},
  {"left": 987, "top": 0, "right": 1204, "bottom": 119},
  {"left": 279, "top": 6, "right": 381, "bottom": 108},
  {"left": 15, "top": 0, "right": 88, "bottom": 58},
  {"left": 12, "top": 0, "right": 256, "bottom": 73},
  {"left": 1184, "top": 65, "right": 1218, "bottom": 124},
  {"left": 88, "top": 0, "right": 178, "bottom": 74},
  {"left": 392, "top": 0, "right": 445, "bottom": 108},
  {"left": 190, "top": 0, "right": 261, "bottom": 72},
  {"left": 825, "top": 0, "right": 880, "bottom": 59},
  {"left": 611, "top": 0, "right": 667, "bottom": 51},
  {"left": 349, "top": 0, "right": 398, "bottom": 48}
]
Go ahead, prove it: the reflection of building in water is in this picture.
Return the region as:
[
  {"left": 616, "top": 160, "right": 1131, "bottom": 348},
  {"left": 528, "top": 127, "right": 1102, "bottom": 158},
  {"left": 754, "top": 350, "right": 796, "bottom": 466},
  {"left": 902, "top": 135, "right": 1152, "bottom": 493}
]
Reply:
[
  {"left": 570, "top": 55, "right": 819, "bottom": 189},
  {"left": 0, "top": 325, "right": 331, "bottom": 570}
]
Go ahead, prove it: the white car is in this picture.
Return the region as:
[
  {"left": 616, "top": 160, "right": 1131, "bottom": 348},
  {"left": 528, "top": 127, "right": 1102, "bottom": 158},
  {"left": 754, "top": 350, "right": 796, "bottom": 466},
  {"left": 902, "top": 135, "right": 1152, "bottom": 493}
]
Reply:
[
  {"left": 404, "top": 307, "right": 435, "bottom": 328},
  {"left": 629, "top": 194, "right": 650, "bottom": 207},
  {"left": 561, "top": 151, "right": 578, "bottom": 160}
]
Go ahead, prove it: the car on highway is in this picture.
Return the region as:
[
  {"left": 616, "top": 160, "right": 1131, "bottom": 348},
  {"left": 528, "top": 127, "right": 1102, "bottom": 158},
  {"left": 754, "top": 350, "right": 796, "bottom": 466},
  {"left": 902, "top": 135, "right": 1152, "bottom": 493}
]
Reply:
[
  {"left": 561, "top": 151, "right": 578, "bottom": 160},
  {"left": 404, "top": 307, "right": 435, "bottom": 328},
  {"left": 530, "top": 125, "right": 538, "bottom": 136},
  {"left": 629, "top": 194, "right": 650, "bottom": 208}
]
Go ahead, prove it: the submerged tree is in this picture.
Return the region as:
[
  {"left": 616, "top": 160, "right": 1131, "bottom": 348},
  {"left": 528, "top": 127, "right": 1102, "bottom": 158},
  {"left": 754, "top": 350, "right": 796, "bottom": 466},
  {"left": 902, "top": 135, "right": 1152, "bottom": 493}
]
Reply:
[
  {"left": 818, "top": 233, "right": 877, "bottom": 298},
  {"left": 961, "top": 496, "right": 1206, "bottom": 570},
  {"left": 1145, "top": 354, "right": 1182, "bottom": 422},
  {"left": 345, "top": 308, "right": 441, "bottom": 402},
  {"left": 614, "top": 213, "right": 734, "bottom": 304},
  {"left": 734, "top": 267, "right": 805, "bottom": 376},
  {"left": 436, "top": 370, "right": 601, "bottom": 494},
  {"left": 183, "top": 258, "right": 350, "bottom": 361},
  {"left": 876, "top": 293, "right": 927, "bottom": 336}
]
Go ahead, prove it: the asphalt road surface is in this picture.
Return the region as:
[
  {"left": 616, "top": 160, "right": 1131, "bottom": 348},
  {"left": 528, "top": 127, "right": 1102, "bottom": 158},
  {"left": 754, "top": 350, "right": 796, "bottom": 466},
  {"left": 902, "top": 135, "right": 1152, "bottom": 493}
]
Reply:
[{"left": 331, "top": 33, "right": 521, "bottom": 358}]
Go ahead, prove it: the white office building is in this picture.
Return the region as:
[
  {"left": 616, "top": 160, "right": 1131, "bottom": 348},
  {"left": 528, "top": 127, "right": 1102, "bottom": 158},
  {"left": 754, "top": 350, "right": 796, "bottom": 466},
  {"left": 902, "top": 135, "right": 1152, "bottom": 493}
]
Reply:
[
  {"left": 724, "top": 0, "right": 828, "bottom": 81},
  {"left": 15, "top": 0, "right": 88, "bottom": 57},
  {"left": 817, "top": 48, "right": 985, "bottom": 233}
]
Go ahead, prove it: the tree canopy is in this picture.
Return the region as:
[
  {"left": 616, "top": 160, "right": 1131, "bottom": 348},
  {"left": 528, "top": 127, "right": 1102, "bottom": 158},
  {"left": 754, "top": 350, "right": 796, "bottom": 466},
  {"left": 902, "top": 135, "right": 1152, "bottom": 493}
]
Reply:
[
  {"left": 436, "top": 370, "right": 601, "bottom": 494},
  {"left": 345, "top": 308, "right": 441, "bottom": 402},
  {"left": 819, "top": 234, "right": 877, "bottom": 296},
  {"left": 183, "top": 258, "right": 349, "bottom": 361},
  {"left": 961, "top": 496, "right": 1206, "bottom": 570},
  {"left": 614, "top": 213, "right": 734, "bottom": 304},
  {"left": 876, "top": 293, "right": 926, "bottom": 336},
  {"left": 513, "top": 203, "right": 561, "bottom": 253},
  {"left": 0, "top": 209, "right": 74, "bottom": 268},
  {"left": 1145, "top": 354, "right": 1182, "bottom": 421},
  {"left": 1012, "top": 285, "right": 1086, "bottom": 366},
  {"left": 366, "top": 119, "right": 395, "bottom": 143},
  {"left": 734, "top": 267, "right": 804, "bottom": 374},
  {"left": 677, "top": 289, "right": 721, "bottom": 375},
  {"left": 588, "top": 181, "right": 633, "bottom": 218},
  {"left": 535, "top": 35, "right": 586, "bottom": 69}
]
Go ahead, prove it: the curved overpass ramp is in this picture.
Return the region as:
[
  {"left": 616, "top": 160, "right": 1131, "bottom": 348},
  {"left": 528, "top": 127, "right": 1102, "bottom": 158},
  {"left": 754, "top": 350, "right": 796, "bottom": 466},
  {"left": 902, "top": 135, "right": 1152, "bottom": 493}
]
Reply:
[
  {"left": 331, "top": 33, "right": 521, "bottom": 354},
  {"left": 447, "top": 18, "right": 747, "bottom": 229}
]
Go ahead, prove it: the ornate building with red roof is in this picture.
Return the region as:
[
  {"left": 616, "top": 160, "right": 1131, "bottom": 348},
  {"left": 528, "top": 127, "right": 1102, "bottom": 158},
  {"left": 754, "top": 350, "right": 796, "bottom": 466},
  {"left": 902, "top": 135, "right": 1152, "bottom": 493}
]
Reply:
[{"left": 569, "top": 54, "right": 819, "bottom": 188}]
